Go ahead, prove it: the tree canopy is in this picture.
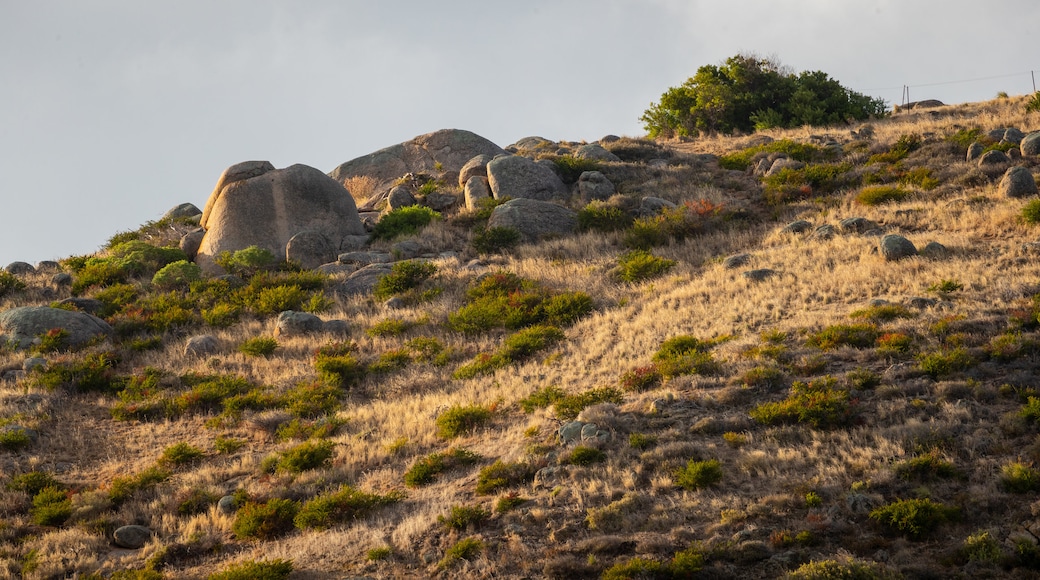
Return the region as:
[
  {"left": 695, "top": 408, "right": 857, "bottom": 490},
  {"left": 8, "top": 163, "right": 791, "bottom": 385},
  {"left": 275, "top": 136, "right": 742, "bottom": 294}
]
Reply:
[{"left": 641, "top": 54, "right": 887, "bottom": 138}]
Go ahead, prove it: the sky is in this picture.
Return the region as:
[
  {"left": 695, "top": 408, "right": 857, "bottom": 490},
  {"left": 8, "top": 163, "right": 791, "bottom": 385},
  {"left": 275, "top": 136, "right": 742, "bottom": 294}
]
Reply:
[{"left": 2, "top": 0, "right": 1038, "bottom": 267}]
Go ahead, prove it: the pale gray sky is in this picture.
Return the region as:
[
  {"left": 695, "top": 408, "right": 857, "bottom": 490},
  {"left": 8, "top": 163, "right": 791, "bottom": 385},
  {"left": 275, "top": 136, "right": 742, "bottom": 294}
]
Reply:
[{"left": 2, "top": 1, "right": 1037, "bottom": 267}]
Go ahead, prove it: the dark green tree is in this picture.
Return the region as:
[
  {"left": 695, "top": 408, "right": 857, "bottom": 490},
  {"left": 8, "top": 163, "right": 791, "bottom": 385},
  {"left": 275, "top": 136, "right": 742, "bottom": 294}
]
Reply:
[{"left": 641, "top": 54, "right": 886, "bottom": 138}]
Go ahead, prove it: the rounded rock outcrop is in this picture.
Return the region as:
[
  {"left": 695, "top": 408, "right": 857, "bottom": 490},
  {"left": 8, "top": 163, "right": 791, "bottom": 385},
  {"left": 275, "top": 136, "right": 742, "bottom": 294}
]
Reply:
[
  {"left": 486, "top": 198, "right": 577, "bottom": 242},
  {"left": 486, "top": 156, "right": 569, "bottom": 201},
  {"left": 998, "top": 166, "right": 1039, "bottom": 198},
  {"left": 0, "top": 306, "right": 111, "bottom": 349},
  {"left": 196, "top": 163, "right": 365, "bottom": 274}
]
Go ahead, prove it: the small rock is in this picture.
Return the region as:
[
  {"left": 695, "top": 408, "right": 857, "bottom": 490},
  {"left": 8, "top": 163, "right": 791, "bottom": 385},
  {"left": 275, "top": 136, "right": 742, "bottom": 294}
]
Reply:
[
  {"left": 559, "top": 421, "right": 584, "bottom": 444},
  {"left": 781, "top": 220, "right": 812, "bottom": 234},
  {"left": 54, "top": 297, "right": 104, "bottom": 315},
  {"left": 1003, "top": 128, "right": 1026, "bottom": 144},
  {"left": 998, "top": 166, "right": 1039, "bottom": 198},
  {"left": 574, "top": 143, "right": 621, "bottom": 162},
  {"left": 286, "top": 231, "right": 335, "bottom": 270},
  {"left": 5, "top": 262, "right": 34, "bottom": 275},
  {"left": 322, "top": 320, "right": 350, "bottom": 335},
  {"left": 977, "top": 149, "right": 1010, "bottom": 166},
  {"left": 179, "top": 228, "right": 205, "bottom": 261},
  {"left": 384, "top": 297, "right": 407, "bottom": 310},
  {"left": 274, "top": 311, "right": 323, "bottom": 337},
  {"left": 811, "top": 224, "right": 836, "bottom": 240},
  {"left": 966, "top": 142, "right": 984, "bottom": 162},
  {"left": 919, "top": 241, "right": 949, "bottom": 258},
  {"left": 533, "top": 466, "right": 564, "bottom": 488},
  {"left": 386, "top": 185, "right": 417, "bottom": 210},
  {"left": 113, "top": 525, "right": 153, "bottom": 549},
  {"left": 765, "top": 158, "right": 804, "bottom": 176},
  {"left": 1, "top": 424, "right": 36, "bottom": 442},
  {"left": 22, "top": 358, "right": 46, "bottom": 372},
  {"left": 184, "top": 335, "right": 220, "bottom": 357},
  {"left": 879, "top": 234, "right": 917, "bottom": 261},
  {"left": 391, "top": 240, "right": 423, "bottom": 260},
  {"left": 51, "top": 273, "right": 72, "bottom": 286},
  {"left": 423, "top": 191, "right": 458, "bottom": 212},
  {"left": 35, "top": 261, "right": 61, "bottom": 272},
  {"left": 458, "top": 154, "right": 494, "bottom": 189},
  {"left": 722, "top": 254, "right": 751, "bottom": 269},
  {"left": 839, "top": 217, "right": 878, "bottom": 233},
  {"left": 464, "top": 176, "right": 492, "bottom": 211},
  {"left": 577, "top": 171, "right": 616, "bottom": 200},
  {"left": 907, "top": 297, "right": 937, "bottom": 309},
  {"left": 217, "top": 495, "right": 238, "bottom": 514},
  {"left": 743, "top": 269, "right": 778, "bottom": 282}
]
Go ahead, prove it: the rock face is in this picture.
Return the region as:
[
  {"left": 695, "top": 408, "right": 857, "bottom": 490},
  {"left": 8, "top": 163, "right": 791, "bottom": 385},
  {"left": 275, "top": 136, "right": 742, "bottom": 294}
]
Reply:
[
  {"left": 196, "top": 163, "right": 365, "bottom": 274},
  {"left": 998, "top": 166, "right": 1039, "bottom": 198},
  {"left": 328, "top": 129, "right": 506, "bottom": 192},
  {"left": 486, "top": 155, "right": 569, "bottom": 201},
  {"left": 487, "top": 198, "right": 577, "bottom": 242},
  {"left": 0, "top": 307, "right": 111, "bottom": 349}
]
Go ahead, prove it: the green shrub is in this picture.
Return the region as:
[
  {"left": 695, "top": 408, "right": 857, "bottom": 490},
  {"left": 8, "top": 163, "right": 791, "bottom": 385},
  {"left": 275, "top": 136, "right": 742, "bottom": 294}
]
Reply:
[
  {"left": 472, "top": 226, "right": 521, "bottom": 254},
  {"left": 856, "top": 185, "right": 912, "bottom": 206},
  {"left": 294, "top": 485, "right": 402, "bottom": 529},
  {"left": 232, "top": 499, "right": 300, "bottom": 540},
  {"left": 519, "top": 384, "right": 565, "bottom": 413},
  {"left": 601, "top": 558, "right": 664, "bottom": 580},
  {"left": 788, "top": 558, "right": 901, "bottom": 579},
  {"left": 495, "top": 493, "right": 528, "bottom": 513},
  {"left": 651, "top": 335, "right": 722, "bottom": 378},
  {"left": 918, "top": 347, "right": 975, "bottom": 378},
  {"left": 177, "top": 488, "right": 220, "bottom": 516},
  {"left": 152, "top": 260, "right": 201, "bottom": 289},
  {"left": 550, "top": 155, "right": 601, "bottom": 184},
  {"left": 366, "top": 318, "right": 411, "bottom": 337},
  {"left": 202, "top": 303, "right": 241, "bottom": 328},
  {"left": 439, "top": 537, "right": 483, "bottom": 569},
  {"left": 30, "top": 486, "right": 72, "bottom": 526},
  {"left": 373, "top": 260, "right": 437, "bottom": 300},
  {"left": 1022, "top": 199, "right": 1040, "bottom": 225},
  {"left": 619, "top": 365, "right": 663, "bottom": 392},
  {"left": 0, "top": 428, "right": 31, "bottom": 451},
  {"left": 877, "top": 332, "right": 914, "bottom": 355},
  {"left": 371, "top": 206, "right": 440, "bottom": 240},
  {"left": 276, "top": 441, "right": 334, "bottom": 474},
  {"left": 214, "top": 436, "right": 246, "bottom": 454},
  {"left": 675, "top": 459, "right": 722, "bottom": 490},
  {"left": 215, "top": 246, "right": 276, "bottom": 275},
  {"left": 447, "top": 272, "right": 592, "bottom": 334},
  {"left": 741, "top": 366, "right": 787, "bottom": 389},
  {"left": 894, "top": 452, "right": 956, "bottom": 481},
  {"left": 407, "top": 336, "right": 450, "bottom": 365},
  {"left": 158, "top": 442, "right": 204, "bottom": 468},
  {"left": 807, "top": 323, "right": 880, "bottom": 350},
  {"left": 615, "top": 250, "right": 675, "bottom": 283},
  {"left": 869, "top": 498, "right": 957, "bottom": 539},
  {"left": 366, "top": 547, "right": 393, "bottom": 561},
  {"left": 1027, "top": 91, "right": 1040, "bottom": 113},
  {"left": 172, "top": 374, "right": 255, "bottom": 416},
  {"left": 404, "top": 447, "right": 481, "bottom": 487},
  {"left": 207, "top": 559, "right": 293, "bottom": 580},
  {"left": 314, "top": 342, "right": 365, "bottom": 388},
  {"left": 961, "top": 530, "right": 1003, "bottom": 563},
  {"left": 436, "top": 404, "right": 492, "bottom": 439},
  {"left": 565, "top": 445, "right": 606, "bottom": 466},
  {"left": 843, "top": 369, "right": 880, "bottom": 390},
  {"left": 629, "top": 432, "right": 658, "bottom": 450},
  {"left": 552, "top": 386, "right": 624, "bottom": 420},
  {"left": 239, "top": 337, "right": 278, "bottom": 358},
  {"left": 8, "top": 471, "right": 63, "bottom": 496},
  {"left": 476, "top": 460, "right": 535, "bottom": 495},
  {"left": 31, "top": 353, "right": 121, "bottom": 393},
  {"left": 109, "top": 465, "right": 171, "bottom": 505},
  {"left": 283, "top": 381, "right": 342, "bottom": 418},
  {"left": 750, "top": 377, "right": 853, "bottom": 429},
  {"left": 850, "top": 304, "right": 915, "bottom": 323},
  {"left": 438, "top": 504, "right": 490, "bottom": 531},
  {"left": 1001, "top": 462, "right": 1040, "bottom": 493},
  {"left": 577, "top": 203, "right": 633, "bottom": 232},
  {"left": 0, "top": 270, "right": 26, "bottom": 299}
]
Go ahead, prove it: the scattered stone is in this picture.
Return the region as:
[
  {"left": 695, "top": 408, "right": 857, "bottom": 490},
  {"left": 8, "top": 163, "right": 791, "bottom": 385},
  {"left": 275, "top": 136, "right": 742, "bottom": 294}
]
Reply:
[
  {"left": 638, "top": 196, "right": 676, "bottom": 217},
  {"left": 811, "top": 224, "right": 836, "bottom": 240},
  {"left": 908, "top": 297, "right": 938, "bottom": 309},
  {"left": 965, "top": 142, "right": 984, "bottom": 162},
  {"left": 336, "top": 263, "right": 394, "bottom": 297},
  {"left": 54, "top": 297, "right": 104, "bottom": 315},
  {"left": 113, "top": 525, "right": 153, "bottom": 549},
  {"left": 5, "top": 262, "right": 34, "bottom": 275},
  {"left": 197, "top": 162, "right": 366, "bottom": 274},
  {"left": 464, "top": 176, "right": 492, "bottom": 210},
  {"left": 487, "top": 198, "right": 577, "bottom": 242},
  {"left": 919, "top": 241, "right": 950, "bottom": 258},
  {"left": 998, "top": 166, "right": 1039, "bottom": 198},
  {"left": 574, "top": 143, "right": 621, "bottom": 163},
  {"left": 722, "top": 254, "right": 752, "bottom": 269},
  {"left": 162, "top": 202, "right": 203, "bottom": 221},
  {"left": 577, "top": 171, "right": 616, "bottom": 201},
  {"left": 274, "top": 311, "right": 323, "bottom": 337},
  {"left": 180, "top": 228, "right": 205, "bottom": 261},
  {"left": 839, "top": 217, "right": 878, "bottom": 234},
  {"left": 386, "top": 185, "right": 417, "bottom": 210},
  {"left": 879, "top": 234, "right": 917, "bottom": 261},
  {"left": 285, "top": 231, "right": 335, "bottom": 270},
  {"left": 458, "top": 154, "right": 494, "bottom": 188},
  {"left": 321, "top": 320, "right": 350, "bottom": 335},
  {"left": 0, "top": 306, "right": 111, "bottom": 349},
  {"left": 1022, "top": 132, "right": 1040, "bottom": 157},
  {"left": 743, "top": 269, "right": 779, "bottom": 282},
  {"left": 977, "top": 150, "right": 1010, "bottom": 167},
  {"left": 781, "top": 220, "right": 813, "bottom": 234},
  {"left": 217, "top": 495, "right": 238, "bottom": 514},
  {"left": 487, "top": 155, "right": 569, "bottom": 201},
  {"left": 184, "top": 335, "right": 220, "bottom": 357},
  {"left": 338, "top": 251, "right": 393, "bottom": 266}
]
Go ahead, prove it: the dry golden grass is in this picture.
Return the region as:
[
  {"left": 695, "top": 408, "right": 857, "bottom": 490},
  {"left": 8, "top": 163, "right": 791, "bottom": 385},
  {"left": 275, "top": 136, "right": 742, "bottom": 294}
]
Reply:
[{"left": 2, "top": 96, "right": 1040, "bottom": 578}]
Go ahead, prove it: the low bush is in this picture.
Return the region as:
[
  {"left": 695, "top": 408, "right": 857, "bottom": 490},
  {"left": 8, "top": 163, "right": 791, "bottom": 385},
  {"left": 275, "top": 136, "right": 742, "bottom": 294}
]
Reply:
[
  {"left": 294, "top": 485, "right": 403, "bottom": 529},
  {"left": 629, "top": 432, "right": 658, "bottom": 450},
  {"left": 472, "top": 226, "right": 521, "bottom": 254},
  {"left": 404, "top": 447, "right": 481, "bottom": 487},
  {"left": 239, "top": 337, "right": 278, "bottom": 358},
  {"left": 577, "top": 203, "right": 634, "bottom": 232},
  {"left": 565, "top": 445, "right": 606, "bottom": 466},
  {"left": 550, "top": 155, "right": 601, "bottom": 184},
  {"left": 877, "top": 332, "right": 915, "bottom": 355},
  {"left": 438, "top": 504, "right": 490, "bottom": 531},
  {"left": 619, "top": 365, "right": 663, "bottom": 392},
  {"left": 1022, "top": 199, "right": 1040, "bottom": 225},
  {"left": 850, "top": 304, "right": 915, "bottom": 322},
  {"left": 8, "top": 471, "right": 63, "bottom": 496},
  {"left": 109, "top": 465, "right": 171, "bottom": 505},
  {"left": 615, "top": 250, "right": 675, "bottom": 283},
  {"left": 447, "top": 272, "right": 592, "bottom": 334},
  {"left": 807, "top": 323, "right": 879, "bottom": 350},
  {"left": 495, "top": 493, "right": 528, "bottom": 513},
  {"left": 788, "top": 558, "right": 900, "bottom": 579},
  {"left": 0, "top": 428, "right": 31, "bottom": 451},
  {"left": 314, "top": 342, "right": 365, "bottom": 388},
  {"left": 373, "top": 260, "right": 437, "bottom": 301},
  {"left": 32, "top": 353, "right": 121, "bottom": 393},
  {"left": 177, "top": 488, "right": 220, "bottom": 516},
  {"left": 476, "top": 460, "right": 535, "bottom": 495},
  {"left": 158, "top": 442, "right": 204, "bottom": 468},
  {"left": 868, "top": 133, "right": 922, "bottom": 165},
  {"left": 651, "top": 335, "right": 722, "bottom": 378},
  {"left": 274, "top": 441, "right": 334, "bottom": 474},
  {"left": 675, "top": 459, "right": 722, "bottom": 490},
  {"left": 0, "top": 271, "right": 26, "bottom": 299},
  {"left": 368, "top": 349, "right": 412, "bottom": 374},
  {"left": 552, "top": 386, "right": 624, "bottom": 420},
  {"left": 366, "top": 318, "right": 412, "bottom": 337},
  {"left": 30, "top": 486, "right": 73, "bottom": 526},
  {"left": 232, "top": 499, "right": 300, "bottom": 540},
  {"left": 33, "top": 328, "right": 69, "bottom": 355},
  {"left": 215, "top": 245, "right": 276, "bottom": 275},
  {"left": 439, "top": 537, "right": 484, "bottom": 569},
  {"left": 1001, "top": 462, "right": 1040, "bottom": 493},
  {"left": 371, "top": 206, "right": 439, "bottom": 240},
  {"left": 869, "top": 498, "right": 957, "bottom": 539},
  {"left": 207, "top": 559, "right": 293, "bottom": 580},
  {"left": 519, "top": 384, "right": 565, "bottom": 413},
  {"left": 436, "top": 404, "right": 493, "bottom": 439},
  {"left": 750, "top": 377, "right": 854, "bottom": 429},
  {"left": 856, "top": 185, "right": 912, "bottom": 206},
  {"left": 741, "top": 366, "right": 787, "bottom": 389},
  {"left": 894, "top": 452, "right": 957, "bottom": 481},
  {"left": 918, "top": 347, "right": 975, "bottom": 378},
  {"left": 152, "top": 260, "right": 201, "bottom": 289}
]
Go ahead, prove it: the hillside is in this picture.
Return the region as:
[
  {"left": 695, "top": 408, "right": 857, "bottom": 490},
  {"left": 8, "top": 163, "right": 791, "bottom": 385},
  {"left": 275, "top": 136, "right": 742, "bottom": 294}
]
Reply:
[{"left": 2, "top": 95, "right": 1040, "bottom": 579}]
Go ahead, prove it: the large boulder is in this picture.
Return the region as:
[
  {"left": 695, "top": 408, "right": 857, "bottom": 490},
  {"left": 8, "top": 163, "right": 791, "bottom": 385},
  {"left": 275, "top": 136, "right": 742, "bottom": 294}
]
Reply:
[
  {"left": 196, "top": 163, "right": 365, "bottom": 274},
  {"left": 458, "top": 154, "right": 494, "bottom": 188},
  {"left": 574, "top": 144, "right": 621, "bottom": 163},
  {"left": 0, "top": 306, "right": 111, "bottom": 349},
  {"left": 486, "top": 155, "right": 569, "bottom": 201},
  {"left": 487, "top": 198, "right": 577, "bottom": 242},
  {"left": 577, "top": 171, "right": 616, "bottom": 201},
  {"left": 328, "top": 129, "right": 506, "bottom": 193},
  {"left": 1022, "top": 132, "right": 1040, "bottom": 157},
  {"left": 998, "top": 166, "right": 1039, "bottom": 198}
]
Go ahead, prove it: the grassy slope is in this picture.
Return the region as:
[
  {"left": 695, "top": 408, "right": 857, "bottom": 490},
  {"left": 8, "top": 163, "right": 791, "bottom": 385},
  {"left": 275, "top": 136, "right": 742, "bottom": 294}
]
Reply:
[{"left": 1, "top": 95, "right": 1040, "bottom": 579}]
